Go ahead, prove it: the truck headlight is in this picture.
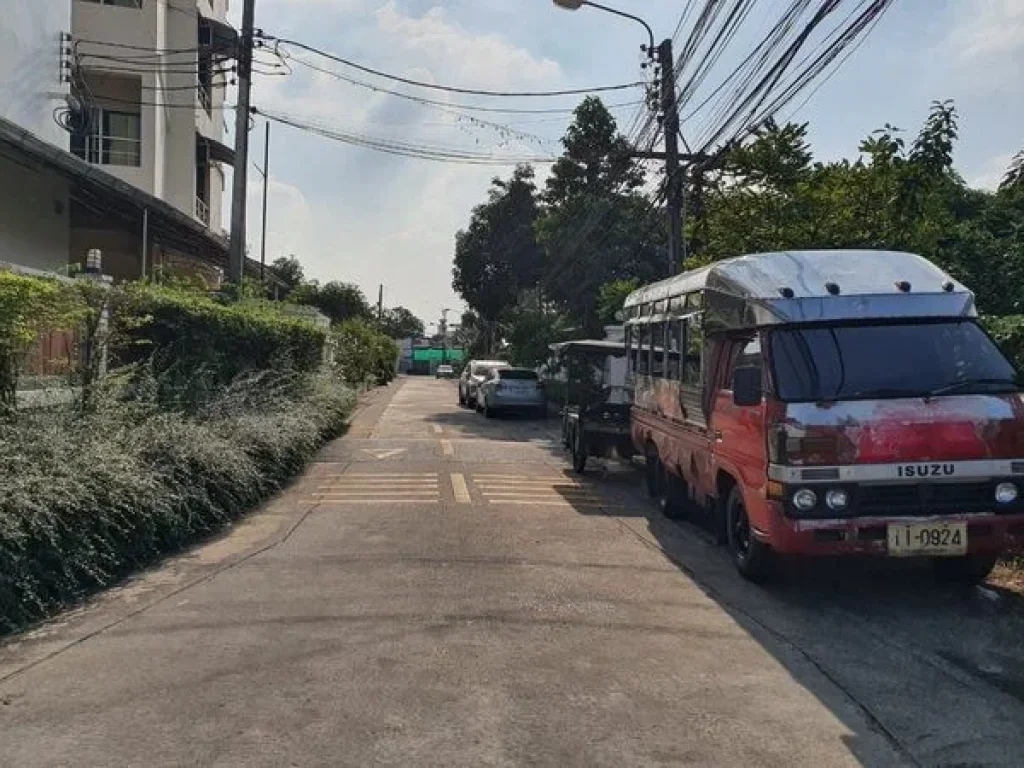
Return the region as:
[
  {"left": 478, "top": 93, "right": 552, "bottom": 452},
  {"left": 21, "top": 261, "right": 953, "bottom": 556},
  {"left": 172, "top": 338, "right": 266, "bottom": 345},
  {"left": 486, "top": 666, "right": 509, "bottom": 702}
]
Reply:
[
  {"left": 996, "top": 482, "right": 1018, "bottom": 504},
  {"left": 792, "top": 488, "right": 817, "bottom": 512},
  {"left": 825, "top": 488, "right": 849, "bottom": 511}
]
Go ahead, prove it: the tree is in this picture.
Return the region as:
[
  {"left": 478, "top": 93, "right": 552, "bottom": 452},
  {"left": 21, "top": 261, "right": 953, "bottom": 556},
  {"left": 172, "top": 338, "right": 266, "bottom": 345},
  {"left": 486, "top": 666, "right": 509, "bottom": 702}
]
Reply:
[
  {"left": 596, "top": 279, "right": 639, "bottom": 325},
  {"left": 379, "top": 306, "right": 424, "bottom": 339},
  {"left": 270, "top": 255, "right": 304, "bottom": 298},
  {"left": 452, "top": 164, "right": 543, "bottom": 323},
  {"left": 289, "top": 280, "right": 371, "bottom": 324},
  {"left": 536, "top": 97, "right": 664, "bottom": 335}
]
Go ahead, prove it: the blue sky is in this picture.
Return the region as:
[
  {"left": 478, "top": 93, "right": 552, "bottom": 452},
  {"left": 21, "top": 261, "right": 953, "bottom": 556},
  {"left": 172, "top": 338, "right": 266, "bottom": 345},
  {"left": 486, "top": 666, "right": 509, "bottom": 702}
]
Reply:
[{"left": 229, "top": 0, "right": 1024, "bottom": 324}]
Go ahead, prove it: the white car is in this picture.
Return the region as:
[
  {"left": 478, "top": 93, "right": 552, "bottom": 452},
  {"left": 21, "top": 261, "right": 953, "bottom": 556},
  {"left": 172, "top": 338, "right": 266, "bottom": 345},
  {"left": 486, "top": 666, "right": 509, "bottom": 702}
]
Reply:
[
  {"left": 458, "top": 360, "right": 509, "bottom": 407},
  {"left": 436, "top": 364, "right": 455, "bottom": 379}
]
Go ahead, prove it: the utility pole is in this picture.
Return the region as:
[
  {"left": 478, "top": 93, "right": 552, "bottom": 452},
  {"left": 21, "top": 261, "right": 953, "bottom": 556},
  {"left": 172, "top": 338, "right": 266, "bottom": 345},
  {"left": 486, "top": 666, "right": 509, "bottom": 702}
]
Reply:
[
  {"left": 658, "top": 37, "right": 682, "bottom": 278},
  {"left": 228, "top": 0, "right": 256, "bottom": 287},
  {"left": 377, "top": 284, "right": 384, "bottom": 322},
  {"left": 259, "top": 121, "right": 269, "bottom": 281}
]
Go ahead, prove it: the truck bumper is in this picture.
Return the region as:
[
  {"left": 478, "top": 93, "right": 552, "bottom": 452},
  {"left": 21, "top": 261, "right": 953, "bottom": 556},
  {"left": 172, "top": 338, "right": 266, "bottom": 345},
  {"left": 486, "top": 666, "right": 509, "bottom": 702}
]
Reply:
[{"left": 761, "top": 502, "right": 1024, "bottom": 556}]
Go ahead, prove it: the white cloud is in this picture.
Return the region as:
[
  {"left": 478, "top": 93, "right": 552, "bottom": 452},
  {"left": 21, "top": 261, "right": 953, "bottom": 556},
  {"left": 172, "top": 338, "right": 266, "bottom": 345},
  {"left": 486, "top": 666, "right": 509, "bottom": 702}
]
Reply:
[
  {"left": 948, "top": 0, "right": 1024, "bottom": 60},
  {"left": 374, "top": 2, "right": 563, "bottom": 89},
  {"left": 226, "top": 1, "right": 566, "bottom": 322},
  {"left": 969, "top": 152, "right": 1014, "bottom": 192}
]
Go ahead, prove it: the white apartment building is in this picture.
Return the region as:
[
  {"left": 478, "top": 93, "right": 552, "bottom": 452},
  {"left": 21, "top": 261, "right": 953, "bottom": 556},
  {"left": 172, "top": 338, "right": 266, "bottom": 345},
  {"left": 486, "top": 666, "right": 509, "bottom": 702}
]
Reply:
[
  {"left": 70, "top": 0, "right": 234, "bottom": 234},
  {"left": 0, "top": 0, "right": 257, "bottom": 286}
]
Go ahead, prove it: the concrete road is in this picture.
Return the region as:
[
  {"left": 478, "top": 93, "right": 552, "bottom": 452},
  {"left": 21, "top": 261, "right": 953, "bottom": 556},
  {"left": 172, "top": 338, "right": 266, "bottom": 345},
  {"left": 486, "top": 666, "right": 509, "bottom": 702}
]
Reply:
[{"left": 3, "top": 378, "right": 1024, "bottom": 766}]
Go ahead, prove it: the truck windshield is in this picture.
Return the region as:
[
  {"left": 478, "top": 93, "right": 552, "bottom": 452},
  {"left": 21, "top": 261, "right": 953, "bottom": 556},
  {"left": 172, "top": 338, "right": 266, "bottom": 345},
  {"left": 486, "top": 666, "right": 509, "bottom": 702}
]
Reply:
[{"left": 769, "top": 321, "right": 1017, "bottom": 402}]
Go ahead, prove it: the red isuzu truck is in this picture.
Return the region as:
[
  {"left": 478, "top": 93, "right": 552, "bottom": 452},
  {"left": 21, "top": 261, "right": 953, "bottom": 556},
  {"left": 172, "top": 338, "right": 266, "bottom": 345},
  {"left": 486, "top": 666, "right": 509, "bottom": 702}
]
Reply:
[{"left": 625, "top": 249, "right": 1024, "bottom": 583}]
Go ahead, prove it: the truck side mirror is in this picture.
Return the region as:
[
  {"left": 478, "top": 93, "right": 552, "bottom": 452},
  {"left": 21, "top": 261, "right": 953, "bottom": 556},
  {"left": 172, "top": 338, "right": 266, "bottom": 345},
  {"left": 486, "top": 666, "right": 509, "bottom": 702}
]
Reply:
[{"left": 732, "top": 366, "right": 762, "bottom": 407}]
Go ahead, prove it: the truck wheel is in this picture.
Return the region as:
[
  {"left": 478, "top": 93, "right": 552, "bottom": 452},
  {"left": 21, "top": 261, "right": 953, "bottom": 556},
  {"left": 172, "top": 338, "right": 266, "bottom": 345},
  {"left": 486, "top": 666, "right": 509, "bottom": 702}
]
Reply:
[
  {"left": 572, "top": 430, "right": 588, "bottom": 474},
  {"left": 932, "top": 554, "right": 998, "bottom": 586},
  {"left": 726, "top": 485, "right": 773, "bottom": 582},
  {"left": 659, "top": 469, "right": 687, "bottom": 520},
  {"left": 645, "top": 447, "right": 661, "bottom": 498}
]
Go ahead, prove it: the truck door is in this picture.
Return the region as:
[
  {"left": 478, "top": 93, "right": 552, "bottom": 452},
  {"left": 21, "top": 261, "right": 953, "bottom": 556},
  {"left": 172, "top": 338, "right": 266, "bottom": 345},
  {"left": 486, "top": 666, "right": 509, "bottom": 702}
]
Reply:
[{"left": 711, "top": 337, "right": 768, "bottom": 505}]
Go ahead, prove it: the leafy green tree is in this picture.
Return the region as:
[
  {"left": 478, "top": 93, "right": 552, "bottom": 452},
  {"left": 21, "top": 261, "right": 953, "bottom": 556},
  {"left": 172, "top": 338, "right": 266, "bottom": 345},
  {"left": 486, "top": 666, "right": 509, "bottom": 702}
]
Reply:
[
  {"left": 596, "top": 279, "right": 639, "bottom": 325},
  {"left": 452, "top": 164, "right": 543, "bottom": 324},
  {"left": 379, "top": 306, "right": 424, "bottom": 339},
  {"left": 270, "top": 255, "right": 304, "bottom": 298},
  {"left": 536, "top": 97, "right": 665, "bottom": 335},
  {"left": 289, "top": 280, "right": 371, "bottom": 325}
]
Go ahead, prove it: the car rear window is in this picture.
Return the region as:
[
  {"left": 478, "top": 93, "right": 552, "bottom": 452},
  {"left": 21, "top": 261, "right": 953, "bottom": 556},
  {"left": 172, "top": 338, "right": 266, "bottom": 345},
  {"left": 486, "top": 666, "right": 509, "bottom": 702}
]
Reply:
[{"left": 500, "top": 370, "right": 538, "bottom": 380}]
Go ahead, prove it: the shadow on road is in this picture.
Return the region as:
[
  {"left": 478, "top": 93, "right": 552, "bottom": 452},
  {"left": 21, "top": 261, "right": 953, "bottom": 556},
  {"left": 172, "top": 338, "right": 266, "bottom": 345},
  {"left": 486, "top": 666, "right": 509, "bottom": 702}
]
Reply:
[{"left": 546, "top": 456, "right": 1024, "bottom": 765}]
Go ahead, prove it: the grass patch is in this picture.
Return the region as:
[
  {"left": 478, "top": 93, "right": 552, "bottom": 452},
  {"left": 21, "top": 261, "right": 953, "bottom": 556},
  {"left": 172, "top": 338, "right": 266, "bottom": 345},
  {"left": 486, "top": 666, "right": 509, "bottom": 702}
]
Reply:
[{"left": 0, "top": 372, "right": 354, "bottom": 635}]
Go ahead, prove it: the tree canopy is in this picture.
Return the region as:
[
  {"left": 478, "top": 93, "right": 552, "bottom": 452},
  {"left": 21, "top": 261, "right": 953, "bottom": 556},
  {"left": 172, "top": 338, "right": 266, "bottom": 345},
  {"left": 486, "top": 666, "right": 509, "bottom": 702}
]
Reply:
[
  {"left": 379, "top": 306, "right": 425, "bottom": 339},
  {"left": 451, "top": 97, "right": 1024, "bottom": 361}
]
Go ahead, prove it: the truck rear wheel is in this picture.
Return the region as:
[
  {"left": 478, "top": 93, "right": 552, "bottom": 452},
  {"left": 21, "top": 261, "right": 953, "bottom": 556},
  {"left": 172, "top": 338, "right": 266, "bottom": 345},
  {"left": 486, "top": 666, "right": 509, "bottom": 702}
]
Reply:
[
  {"left": 659, "top": 466, "right": 687, "bottom": 520},
  {"left": 932, "top": 554, "right": 998, "bottom": 586},
  {"left": 726, "top": 485, "right": 773, "bottom": 582}
]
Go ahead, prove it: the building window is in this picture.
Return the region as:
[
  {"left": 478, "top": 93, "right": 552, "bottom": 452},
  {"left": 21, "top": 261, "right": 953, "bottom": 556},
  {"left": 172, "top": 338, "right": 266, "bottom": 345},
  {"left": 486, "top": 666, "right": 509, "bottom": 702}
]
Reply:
[
  {"left": 78, "top": 0, "right": 143, "bottom": 8},
  {"left": 71, "top": 109, "right": 141, "bottom": 167}
]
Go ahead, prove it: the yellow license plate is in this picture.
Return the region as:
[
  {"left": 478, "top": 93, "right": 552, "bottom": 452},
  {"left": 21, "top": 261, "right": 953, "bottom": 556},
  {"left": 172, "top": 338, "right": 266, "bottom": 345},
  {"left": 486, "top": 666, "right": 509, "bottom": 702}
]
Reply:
[{"left": 887, "top": 522, "right": 967, "bottom": 557}]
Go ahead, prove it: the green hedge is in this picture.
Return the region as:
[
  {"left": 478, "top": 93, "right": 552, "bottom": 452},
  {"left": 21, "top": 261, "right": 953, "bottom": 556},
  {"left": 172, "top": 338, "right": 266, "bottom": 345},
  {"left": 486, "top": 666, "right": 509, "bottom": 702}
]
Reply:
[
  {"left": 113, "top": 283, "right": 326, "bottom": 402},
  {"left": 333, "top": 318, "right": 398, "bottom": 387},
  {"left": 0, "top": 270, "right": 87, "bottom": 410},
  {"left": 0, "top": 373, "right": 354, "bottom": 634}
]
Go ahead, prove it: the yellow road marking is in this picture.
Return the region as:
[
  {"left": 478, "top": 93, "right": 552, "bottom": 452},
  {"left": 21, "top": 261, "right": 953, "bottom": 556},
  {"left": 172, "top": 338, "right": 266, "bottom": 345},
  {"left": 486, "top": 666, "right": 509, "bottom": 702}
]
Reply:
[
  {"left": 485, "top": 500, "right": 621, "bottom": 507},
  {"left": 451, "top": 473, "right": 472, "bottom": 503},
  {"left": 334, "top": 473, "right": 438, "bottom": 478},
  {"left": 441, "top": 439, "right": 454, "bottom": 456}
]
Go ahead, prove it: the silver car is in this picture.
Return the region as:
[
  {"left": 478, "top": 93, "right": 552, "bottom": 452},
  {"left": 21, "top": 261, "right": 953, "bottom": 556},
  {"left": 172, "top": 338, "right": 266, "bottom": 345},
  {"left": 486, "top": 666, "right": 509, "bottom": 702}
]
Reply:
[
  {"left": 477, "top": 368, "right": 546, "bottom": 418},
  {"left": 459, "top": 360, "right": 509, "bottom": 407}
]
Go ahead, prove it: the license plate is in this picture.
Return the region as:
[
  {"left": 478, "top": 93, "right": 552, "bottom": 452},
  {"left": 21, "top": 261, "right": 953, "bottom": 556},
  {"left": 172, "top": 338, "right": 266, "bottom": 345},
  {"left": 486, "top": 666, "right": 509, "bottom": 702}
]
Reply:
[{"left": 887, "top": 522, "right": 967, "bottom": 557}]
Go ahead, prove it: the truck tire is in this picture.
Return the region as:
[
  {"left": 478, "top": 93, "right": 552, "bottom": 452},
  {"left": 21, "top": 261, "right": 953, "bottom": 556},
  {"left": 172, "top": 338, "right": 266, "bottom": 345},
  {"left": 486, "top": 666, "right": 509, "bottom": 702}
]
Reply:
[
  {"left": 572, "top": 429, "right": 588, "bottom": 474},
  {"left": 932, "top": 554, "right": 998, "bottom": 586},
  {"left": 659, "top": 468, "right": 687, "bottom": 520},
  {"left": 725, "top": 485, "right": 774, "bottom": 582},
  {"left": 645, "top": 447, "right": 661, "bottom": 498}
]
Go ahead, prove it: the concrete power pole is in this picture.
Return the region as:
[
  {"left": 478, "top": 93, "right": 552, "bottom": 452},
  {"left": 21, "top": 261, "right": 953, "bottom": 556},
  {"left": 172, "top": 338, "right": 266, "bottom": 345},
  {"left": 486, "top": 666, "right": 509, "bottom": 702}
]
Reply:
[
  {"left": 657, "top": 38, "right": 682, "bottom": 277},
  {"left": 377, "top": 284, "right": 384, "bottom": 322},
  {"left": 228, "top": 0, "right": 256, "bottom": 286}
]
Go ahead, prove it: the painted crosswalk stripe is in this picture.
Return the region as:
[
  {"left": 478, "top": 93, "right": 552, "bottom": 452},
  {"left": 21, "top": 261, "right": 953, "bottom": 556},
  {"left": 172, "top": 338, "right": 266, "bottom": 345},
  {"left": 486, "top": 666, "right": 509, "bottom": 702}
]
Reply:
[
  {"left": 441, "top": 439, "right": 454, "bottom": 456},
  {"left": 451, "top": 473, "right": 471, "bottom": 503}
]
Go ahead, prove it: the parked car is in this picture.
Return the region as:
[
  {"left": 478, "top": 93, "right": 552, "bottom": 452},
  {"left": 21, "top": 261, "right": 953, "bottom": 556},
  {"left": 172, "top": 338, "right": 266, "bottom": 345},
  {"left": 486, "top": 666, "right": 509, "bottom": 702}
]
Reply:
[
  {"left": 436, "top": 364, "right": 455, "bottom": 379},
  {"left": 625, "top": 249, "right": 1024, "bottom": 585},
  {"left": 458, "top": 360, "right": 509, "bottom": 407},
  {"left": 477, "top": 368, "right": 546, "bottom": 418}
]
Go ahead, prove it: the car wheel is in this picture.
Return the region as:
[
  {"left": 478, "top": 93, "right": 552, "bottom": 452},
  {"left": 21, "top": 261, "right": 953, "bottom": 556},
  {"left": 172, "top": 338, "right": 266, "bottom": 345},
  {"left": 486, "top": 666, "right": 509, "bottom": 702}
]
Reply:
[
  {"left": 458, "top": 388, "right": 466, "bottom": 406},
  {"left": 484, "top": 398, "right": 496, "bottom": 418},
  {"left": 572, "top": 429, "right": 587, "bottom": 474},
  {"left": 725, "top": 485, "right": 773, "bottom": 582},
  {"left": 932, "top": 554, "right": 998, "bottom": 586}
]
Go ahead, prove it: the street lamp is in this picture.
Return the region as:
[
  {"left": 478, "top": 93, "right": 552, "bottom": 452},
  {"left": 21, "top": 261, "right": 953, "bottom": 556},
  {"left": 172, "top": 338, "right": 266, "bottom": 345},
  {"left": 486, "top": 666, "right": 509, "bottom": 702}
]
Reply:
[
  {"left": 552, "top": 0, "right": 682, "bottom": 278},
  {"left": 551, "top": 0, "right": 655, "bottom": 55}
]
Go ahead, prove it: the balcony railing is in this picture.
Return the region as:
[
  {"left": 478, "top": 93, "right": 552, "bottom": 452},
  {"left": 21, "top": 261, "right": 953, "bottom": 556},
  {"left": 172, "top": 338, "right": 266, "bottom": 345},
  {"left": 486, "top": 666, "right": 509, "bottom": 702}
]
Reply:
[{"left": 195, "top": 196, "right": 210, "bottom": 226}]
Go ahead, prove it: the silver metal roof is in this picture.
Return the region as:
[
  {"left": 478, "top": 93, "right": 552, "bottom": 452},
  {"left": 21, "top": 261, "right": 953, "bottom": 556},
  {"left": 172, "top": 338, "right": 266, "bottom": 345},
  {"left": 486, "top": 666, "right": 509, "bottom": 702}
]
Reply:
[{"left": 624, "top": 250, "right": 976, "bottom": 329}]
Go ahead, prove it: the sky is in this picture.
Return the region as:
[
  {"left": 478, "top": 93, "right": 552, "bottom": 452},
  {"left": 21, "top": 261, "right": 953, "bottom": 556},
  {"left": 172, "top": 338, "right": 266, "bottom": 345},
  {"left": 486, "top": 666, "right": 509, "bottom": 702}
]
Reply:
[{"left": 225, "top": 0, "right": 1024, "bottom": 326}]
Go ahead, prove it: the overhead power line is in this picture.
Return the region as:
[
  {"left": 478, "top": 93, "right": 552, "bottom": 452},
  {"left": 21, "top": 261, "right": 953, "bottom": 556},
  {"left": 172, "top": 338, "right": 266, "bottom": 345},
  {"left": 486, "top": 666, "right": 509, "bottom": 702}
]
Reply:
[
  {"left": 257, "top": 34, "right": 644, "bottom": 98},
  {"left": 279, "top": 48, "right": 644, "bottom": 116},
  {"left": 253, "top": 107, "right": 558, "bottom": 166}
]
